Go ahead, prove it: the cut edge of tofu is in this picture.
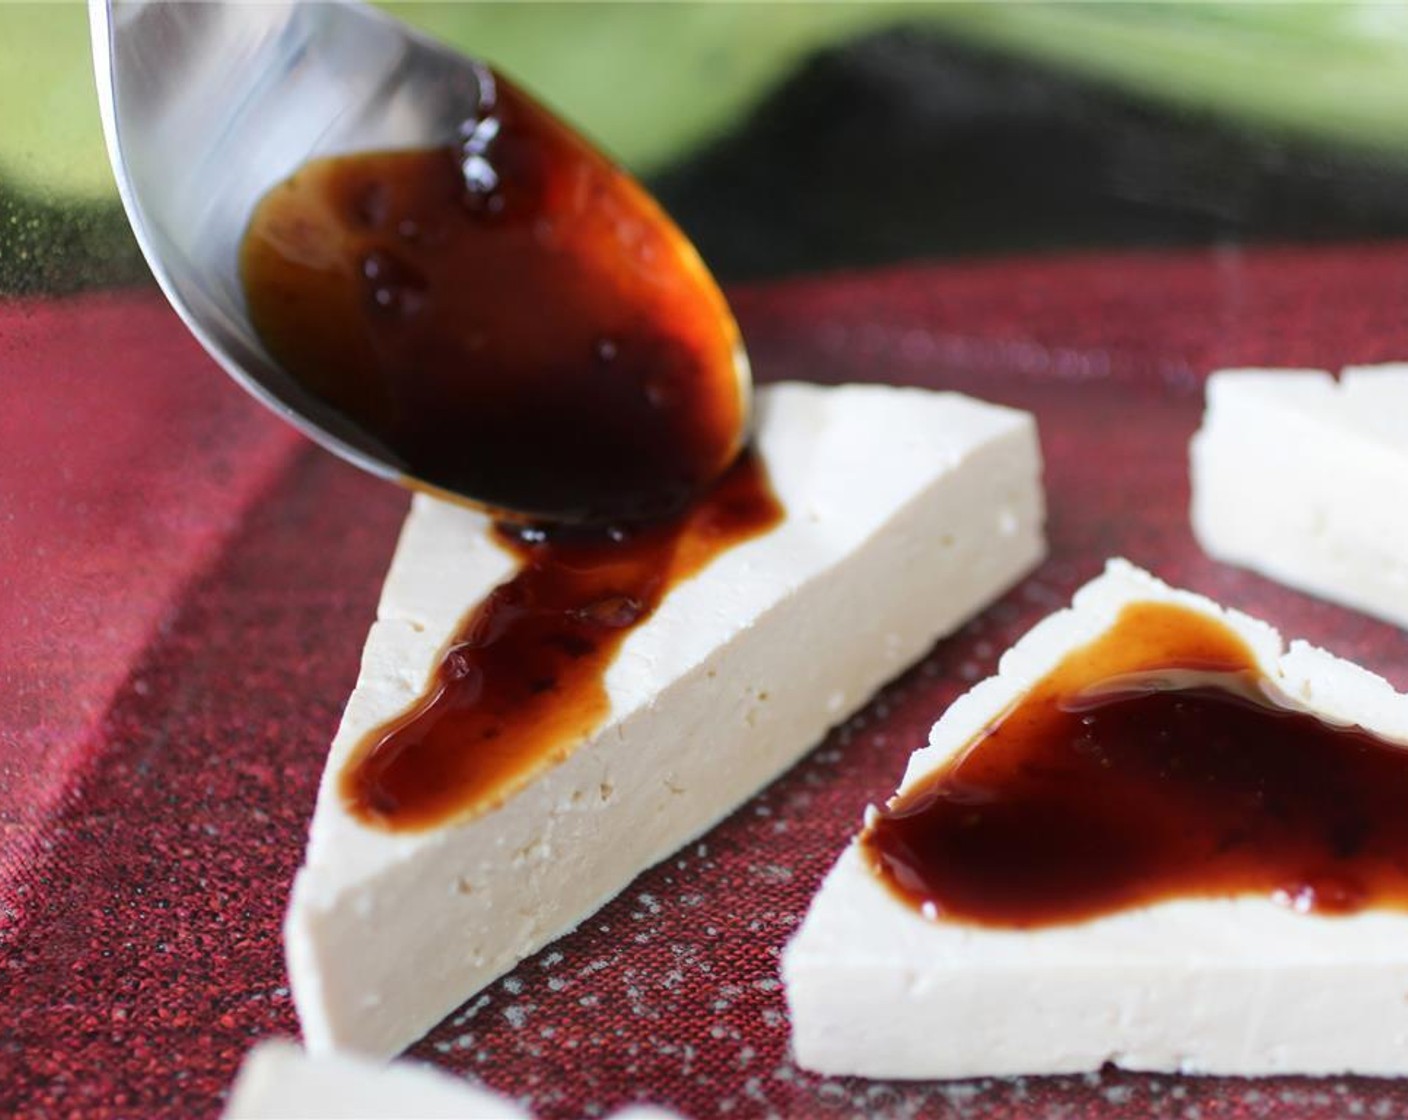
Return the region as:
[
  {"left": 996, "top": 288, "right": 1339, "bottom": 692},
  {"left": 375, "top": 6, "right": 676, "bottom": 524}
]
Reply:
[
  {"left": 1190, "top": 362, "right": 1408, "bottom": 629},
  {"left": 286, "top": 381, "right": 1048, "bottom": 1058},
  {"left": 784, "top": 558, "right": 1408, "bottom": 1081}
]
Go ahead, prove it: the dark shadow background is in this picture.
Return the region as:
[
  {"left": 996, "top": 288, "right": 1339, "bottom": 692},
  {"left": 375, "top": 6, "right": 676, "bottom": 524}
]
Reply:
[{"left": 658, "top": 30, "right": 1408, "bottom": 281}]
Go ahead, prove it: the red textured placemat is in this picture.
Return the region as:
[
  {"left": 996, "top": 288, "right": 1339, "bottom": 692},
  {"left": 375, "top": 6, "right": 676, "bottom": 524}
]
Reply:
[{"left": 5, "top": 244, "right": 1408, "bottom": 1119}]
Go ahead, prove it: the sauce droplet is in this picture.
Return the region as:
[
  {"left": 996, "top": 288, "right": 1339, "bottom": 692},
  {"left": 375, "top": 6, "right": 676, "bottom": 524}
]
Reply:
[{"left": 863, "top": 601, "right": 1408, "bottom": 928}]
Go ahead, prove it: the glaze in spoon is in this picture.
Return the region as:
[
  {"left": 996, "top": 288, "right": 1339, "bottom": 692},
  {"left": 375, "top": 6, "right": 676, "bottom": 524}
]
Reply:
[{"left": 92, "top": 0, "right": 749, "bottom": 524}]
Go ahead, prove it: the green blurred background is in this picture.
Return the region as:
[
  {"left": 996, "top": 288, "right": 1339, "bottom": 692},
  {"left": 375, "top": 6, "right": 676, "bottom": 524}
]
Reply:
[{"left": 11, "top": 1, "right": 1408, "bottom": 295}]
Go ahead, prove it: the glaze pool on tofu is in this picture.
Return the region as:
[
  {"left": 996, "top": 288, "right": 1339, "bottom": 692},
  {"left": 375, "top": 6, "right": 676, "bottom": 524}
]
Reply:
[
  {"left": 342, "top": 450, "right": 781, "bottom": 832},
  {"left": 863, "top": 598, "right": 1408, "bottom": 928}
]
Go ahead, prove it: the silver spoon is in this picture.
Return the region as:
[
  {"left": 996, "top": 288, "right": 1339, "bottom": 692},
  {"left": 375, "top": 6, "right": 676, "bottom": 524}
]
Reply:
[{"left": 90, "top": 0, "right": 750, "bottom": 520}]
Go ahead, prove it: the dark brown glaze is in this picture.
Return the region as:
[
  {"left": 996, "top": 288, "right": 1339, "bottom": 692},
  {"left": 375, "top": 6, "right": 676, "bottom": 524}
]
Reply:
[
  {"left": 240, "top": 68, "right": 745, "bottom": 525},
  {"left": 340, "top": 450, "right": 782, "bottom": 832},
  {"left": 863, "top": 601, "right": 1408, "bottom": 928}
]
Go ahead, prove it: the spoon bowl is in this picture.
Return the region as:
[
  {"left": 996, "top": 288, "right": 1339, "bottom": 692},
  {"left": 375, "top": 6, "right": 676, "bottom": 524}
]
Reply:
[{"left": 90, "top": 0, "right": 750, "bottom": 521}]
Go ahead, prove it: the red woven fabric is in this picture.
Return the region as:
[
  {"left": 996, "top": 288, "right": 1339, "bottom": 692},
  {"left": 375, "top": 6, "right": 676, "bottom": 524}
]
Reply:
[{"left": 5, "top": 247, "right": 1408, "bottom": 1118}]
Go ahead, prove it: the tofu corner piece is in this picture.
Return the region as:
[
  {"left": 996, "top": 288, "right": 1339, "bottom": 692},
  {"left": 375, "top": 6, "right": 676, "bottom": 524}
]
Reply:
[
  {"left": 223, "top": 1041, "right": 684, "bottom": 1120},
  {"left": 1190, "top": 363, "right": 1408, "bottom": 628},
  {"left": 223, "top": 1041, "right": 529, "bottom": 1120},
  {"left": 783, "top": 558, "right": 1408, "bottom": 1081},
  {"left": 286, "top": 382, "right": 1046, "bottom": 1058}
]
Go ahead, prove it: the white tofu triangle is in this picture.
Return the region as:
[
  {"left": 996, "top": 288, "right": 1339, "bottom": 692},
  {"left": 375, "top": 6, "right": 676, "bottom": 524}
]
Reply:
[
  {"left": 1191, "top": 363, "right": 1408, "bottom": 629},
  {"left": 223, "top": 1041, "right": 682, "bottom": 1119},
  {"left": 784, "top": 559, "right": 1408, "bottom": 1080},
  {"left": 286, "top": 381, "right": 1046, "bottom": 1057}
]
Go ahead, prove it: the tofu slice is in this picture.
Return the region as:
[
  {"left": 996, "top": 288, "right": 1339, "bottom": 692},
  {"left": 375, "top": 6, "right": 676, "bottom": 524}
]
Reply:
[
  {"left": 287, "top": 382, "right": 1046, "bottom": 1057},
  {"left": 224, "top": 1041, "right": 529, "bottom": 1119},
  {"left": 223, "top": 1041, "right": 678, "bottom": 1119},
  {"left": 1191, "top": 364, "right": 1408, "bottom": 628},
  {"left": 784, "top": 559, "right": 1408, "bottom": 1080}
]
